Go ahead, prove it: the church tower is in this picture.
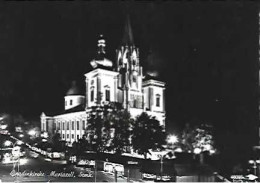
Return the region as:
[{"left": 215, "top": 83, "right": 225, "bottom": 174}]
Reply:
[
  {"left": 116, "top": 16, "right": 143, "bottom": 112},
  {"left": 85, "top": 35, "right": 118, "bottom": 108}
]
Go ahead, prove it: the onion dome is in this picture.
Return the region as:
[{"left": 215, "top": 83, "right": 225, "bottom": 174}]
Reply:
[
  {"left": 90, "top": 34, "right": 113, "bottom": 69},
  {"left": 66, "top": 81, "right": 82, "bottom": 96}
]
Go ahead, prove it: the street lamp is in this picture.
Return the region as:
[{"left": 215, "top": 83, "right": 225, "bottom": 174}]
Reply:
[{"left": 167, "top": 135, "right": 178, "bottom": 149}]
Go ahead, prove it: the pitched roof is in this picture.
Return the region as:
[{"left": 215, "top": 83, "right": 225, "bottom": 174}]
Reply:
[{"left": 45, "top": 104, "right": 85, "bottom": 117}]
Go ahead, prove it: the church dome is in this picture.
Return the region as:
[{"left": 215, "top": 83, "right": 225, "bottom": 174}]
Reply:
[
  {"left": 66, "top": 81, "right": 83, "bottom": 96},
  {"left": 90, "top": 34, "right": 113, "bottom": 69}
]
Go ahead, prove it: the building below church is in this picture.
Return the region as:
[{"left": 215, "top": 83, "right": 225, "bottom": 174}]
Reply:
[{"left": 41, "top": 18, "right": 166, "bottom": 144}]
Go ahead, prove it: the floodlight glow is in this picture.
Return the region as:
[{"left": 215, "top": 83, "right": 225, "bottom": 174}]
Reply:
[{"left": 168, "top": 135, "right": 178, "bottom": 144}]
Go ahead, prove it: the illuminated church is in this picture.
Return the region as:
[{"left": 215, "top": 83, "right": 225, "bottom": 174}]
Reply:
[{"left": 41, "top": 18, "right": 166, "bottom": 143}]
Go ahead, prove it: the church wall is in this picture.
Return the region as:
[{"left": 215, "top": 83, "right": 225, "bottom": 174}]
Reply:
[
  {"left": 53, "top": 111, "right": 87, "bottom": 143},
  {"left": 64, "top": 95, "right": 85, "bottom": 110},
  {"left": 99, "top": 74, "right": 117, "bottom": 103}
]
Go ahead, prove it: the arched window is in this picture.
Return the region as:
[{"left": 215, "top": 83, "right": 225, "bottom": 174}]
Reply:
[
  {"left": 72, "top": 121, "right": 75, "bottom": 130},
  {"left": 90, "top": 86, "right": 94, "bottom": 102},
  {"left": 104, "top": 85, "right": 110, "bottom": 101},
  {"left": 77, "top": 121, "right": 79, "bottom": 130},
  {"left": 156, "top": 94, "right": 161, "bottom": 107},
  {"left": 67, "top": 121, "right": 69, "bottom": 130}
]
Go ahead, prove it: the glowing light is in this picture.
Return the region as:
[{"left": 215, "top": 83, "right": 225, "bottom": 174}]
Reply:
[
  {"left": 194, "top": 148, "right": 202, "bottom": 154},
  {"left": 28, "top": 130, "right": 36, "bottom": 136},
  {"left": 0, "top": 124, "right": 7, "bottom": 130},
  {"left": 17, "top": 141, "right": 23, "bottom": 145},
  {"left": 174, "top": 148, "right": 183, "bottom": 153},
  {"left": 209, "top": 149, "right": 216, "bottom": 155},
  {"left": 249, "top": 160, "right": 254, "bottom": 164},
  {"left": 4, "top": 140, "right": 12, "bottom": 147},
  {"left": 19, "top": 134, "right": 24, "bottom": 138},
  {"left": 168, "top": 135, "right": 178, "bottom": 144},
  {"left": 19, "top": 158, "right": 28, "bottom": 165}
]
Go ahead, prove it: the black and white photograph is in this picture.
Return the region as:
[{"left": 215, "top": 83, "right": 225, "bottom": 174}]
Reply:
[{"left": 0, "top": 1, "right": 259, "bottom": 182}]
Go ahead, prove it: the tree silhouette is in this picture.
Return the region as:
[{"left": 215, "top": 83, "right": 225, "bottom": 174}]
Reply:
[
  {"left": 180, "top": 123, "right": 216, "bottom": 154},
  {"left": 86, "top": 102, "right": 132, "bottom": 154},
  {"left": 108, "top": 109, "right": 132, "bottom": 155},
  {"left": 131, "top": 112, "right": 166, "bottom": 159}
]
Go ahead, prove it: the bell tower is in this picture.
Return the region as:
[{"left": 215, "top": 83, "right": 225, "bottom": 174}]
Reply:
[{"left": 116, "top": 16, "right": 143, "bottom": 110}]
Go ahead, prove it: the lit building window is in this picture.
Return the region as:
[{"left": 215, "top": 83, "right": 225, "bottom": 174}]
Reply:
[
  {"left": 77, "top": 121, "right": 79, "bottom": 130},
  {"left": 156, "top": 94, "right": 160, "bottom": 107},
  {"left": 105, "top": 89, "right": 110, "bottom": 101},
  {"left": 72, "top": 121, "right": 74, "bottom": 130},
  {"left": 70, "top": 100, "right": 73, "bottom": 105}
]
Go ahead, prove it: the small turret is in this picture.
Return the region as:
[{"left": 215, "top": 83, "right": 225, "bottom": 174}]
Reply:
[{"left": 90, "top": 34, "right": 113, "bottom": 69}]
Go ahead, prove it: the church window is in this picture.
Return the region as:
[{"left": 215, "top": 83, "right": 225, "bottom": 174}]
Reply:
[
  {"left": 133, "top": 76, "right": 137, "bottom": 83},
  {"left": 77, "top": 121, "right": 79, "bottom": 130},
  {"left": 105, "top": 89, "right": 110, "bottom": 101},
  {"left": 72, "top": 121, "right": 74, "bottom": 130},
  {"left": 72, "top": 134, "right": 74, "bottom": 139},
  {"left": 67, "top": 134, "right": 69, "bottom": 139},
  {"left": 91, "top": 88, "right": 94, "bottom": 102},
  {"left": 70, "top": 100, "right": 73, "bottom": 105},
  {"left": 62, "top": 122, "right": 65, "bottom": 130},
  {"left": 62, "top": 134, "right": 65, "bottom": 139},
  {"left": 67, "top": 121, "right": 69, "bottom": 130},
  {"left": 156, "top": 94, "right": 160, "bottom": 107},
  {"left": 57, "top": 122, "right": 60, "bottom": 130}
]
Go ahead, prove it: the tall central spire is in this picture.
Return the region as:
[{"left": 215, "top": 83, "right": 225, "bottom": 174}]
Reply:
[{"left": 122, "top": 15, "right": 134, "bottom": 46}]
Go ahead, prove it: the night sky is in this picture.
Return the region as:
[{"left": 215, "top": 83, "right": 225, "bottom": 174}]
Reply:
[{"left": 0, "top": 2, "right": 258, "bottom": 142}]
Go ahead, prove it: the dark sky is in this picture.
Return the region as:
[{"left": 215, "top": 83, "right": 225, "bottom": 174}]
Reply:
[{"left": 0, "top": 2, "right": 258, "bottom": 138}]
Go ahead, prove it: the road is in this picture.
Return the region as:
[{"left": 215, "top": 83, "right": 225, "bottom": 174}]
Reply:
[{"left": 0, "top": 146, "right": 128, "bottom": 182}]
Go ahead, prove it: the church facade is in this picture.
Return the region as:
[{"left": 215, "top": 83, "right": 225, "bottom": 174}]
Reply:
[{"left": 41, "top": 18, "right": 166, "bottom": 144}]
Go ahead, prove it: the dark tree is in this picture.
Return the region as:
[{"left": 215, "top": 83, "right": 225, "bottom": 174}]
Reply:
[
  {"left": 180, "top": 123, "right": 216, "bottom": 154},
  {"left": 131, "top": 112, "right": 166, "bottom": 159},
  {"left": 108, "top": 109, "right": 132, "bottom": 155},
  {"left": 86, "top": 102, "right": 132, "bottom": 154}
]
